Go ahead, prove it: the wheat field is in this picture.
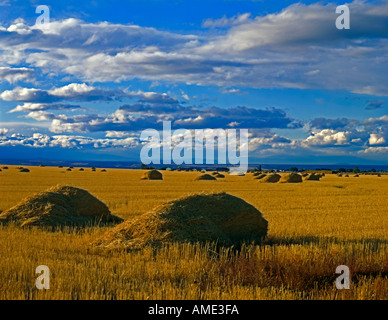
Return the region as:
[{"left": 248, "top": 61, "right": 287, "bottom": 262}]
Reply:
[{"left": 0, "top": 166, "right": 387, "bottom": 300}]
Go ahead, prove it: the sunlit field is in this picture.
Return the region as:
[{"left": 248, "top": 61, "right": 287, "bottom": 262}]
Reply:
[{"left": 0, "top": 165, "right": 387, "bottom": 300}]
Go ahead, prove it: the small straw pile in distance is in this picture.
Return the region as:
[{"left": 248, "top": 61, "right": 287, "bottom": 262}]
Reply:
[
  {"left": 195, "top": 173, "right": 216, "bottom": 181},
  {"left": 259, "top": 173, "right": 281, "bottom": 183},
  {"left": 141, "top": 169, "right": 163, "bottom": 180},
  {"left": 304, "top": 173, "right": 321, "bottom": 181},
  {"left": 279, "top": 173, "right": 303, "bottom": 183},
  {"left": 254, "top": 173, "right": 267, "bottom": 180}
]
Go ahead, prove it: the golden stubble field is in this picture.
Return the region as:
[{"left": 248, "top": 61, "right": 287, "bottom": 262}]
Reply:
[{"left": 0, "top": 165, "right": 387, "bottom": 300}]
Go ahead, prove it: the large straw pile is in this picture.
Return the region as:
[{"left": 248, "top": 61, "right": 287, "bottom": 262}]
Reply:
[
  {"left": 93, "top": 193, "right": 268, "bottom": 250},
  {"left": 279, "top": 173, "right": 303, "bottom": 183},
  {"left": 254, "top": 173, "right": 267, "bottom": 180},
  {"left": 141, "top": 169, "right": 163, "bottom": 180},
  {"left": 0, "top": 185, "right": 123, "bottom": 228}
]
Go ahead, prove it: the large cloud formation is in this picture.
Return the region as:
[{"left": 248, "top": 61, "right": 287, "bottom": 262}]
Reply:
[
  {"left": 6, "top": 103, "right": 301, "bottom": 133},
  {"left": 0, "top": 1, "right": 388, "bottom": 162},
  {"left": 0, "top": 1, "right": 387, "bottom": 93}
]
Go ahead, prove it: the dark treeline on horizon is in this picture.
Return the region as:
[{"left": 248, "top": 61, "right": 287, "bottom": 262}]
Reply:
[{"left": 1, "top": 159, "right": 388, "bottom": 173}]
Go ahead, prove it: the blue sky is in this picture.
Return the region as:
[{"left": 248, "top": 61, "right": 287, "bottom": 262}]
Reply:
[{"left": 0, "top": 0, "right": 388, "bottom": 165}]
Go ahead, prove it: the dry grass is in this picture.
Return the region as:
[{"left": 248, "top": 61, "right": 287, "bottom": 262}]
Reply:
[{"left": 0, "top": 166, "right": 387, "bottom": 300}]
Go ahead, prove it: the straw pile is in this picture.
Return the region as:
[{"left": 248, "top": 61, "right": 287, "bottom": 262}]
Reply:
[
  {"left": 279, "top": 173, "right": 303, "bottom": 183},
  {"left": 141, "top": 169, "right": 163, "bottom": 180},
  {"left": 0, "top": 185, "right": 123, "bottom": 228},
  {"left": 254, "top": 173, "right": 267, "bottom": 180},
  {"left": 93, "top": 192, "right": 268, "bottom": 250},
  {"left": 214, "top": 173, "right": 225, "bottom": 178},
  {"left": 260, "top": 173, "right": 281, "bottom": 183},
  {"left": 304, "top": 173, "right": 321, "bottom": 181},
  {"left": 195, "top": 174, "right": 216, "bottom": 181},
  {"left": 19, "top": 168, "right": 30, "bottom": 173}
]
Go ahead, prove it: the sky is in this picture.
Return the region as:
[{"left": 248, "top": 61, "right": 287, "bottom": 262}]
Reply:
[{"left": 0, "top": 0, "right": 388, "bottom": 165}]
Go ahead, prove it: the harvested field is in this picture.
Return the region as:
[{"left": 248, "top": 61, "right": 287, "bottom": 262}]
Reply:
[{"left": 0, "top": 166, "right": 386, "bottom": 300}]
